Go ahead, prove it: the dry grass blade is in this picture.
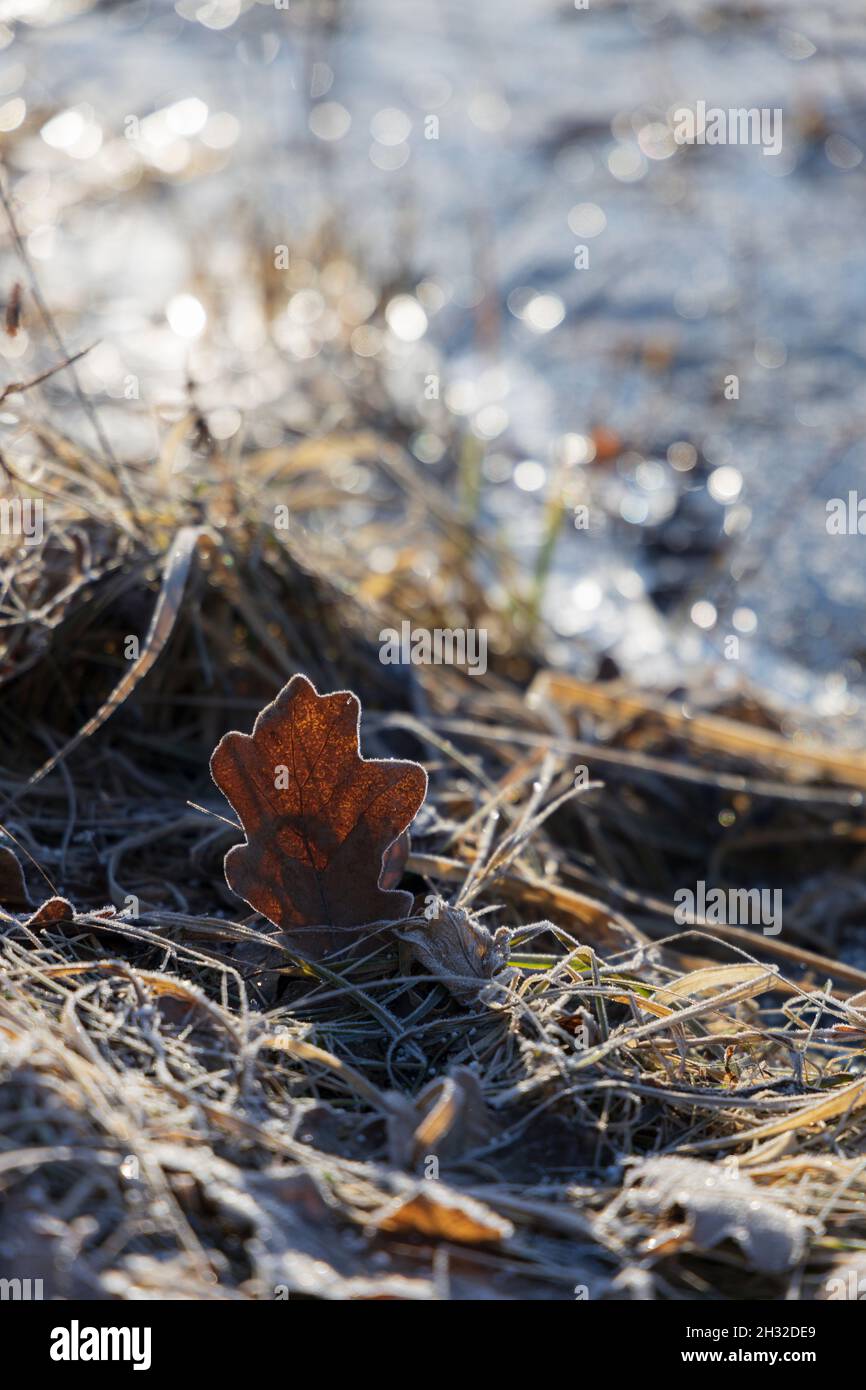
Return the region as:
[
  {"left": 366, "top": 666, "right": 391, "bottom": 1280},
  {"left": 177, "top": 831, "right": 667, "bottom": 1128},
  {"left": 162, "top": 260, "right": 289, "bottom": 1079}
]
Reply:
[
  {"left": 6, "top": 526, "right": 207, "bottom": 800},
  {"left": 531, "top": 671, "right": 866, "bottom": 788}
]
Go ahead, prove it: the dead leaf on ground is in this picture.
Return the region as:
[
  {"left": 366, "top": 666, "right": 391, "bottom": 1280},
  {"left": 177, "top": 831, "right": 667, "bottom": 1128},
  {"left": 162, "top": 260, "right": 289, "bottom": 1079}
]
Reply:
[
  {"left": 210, "top": 673, "right": 427, "bottom": 958},
  {"left": 25, "top": 896, "right": 75, "bottom": 931},
  {"left": 0, "top": 846, "right": 30, "bottom": 908},
  {"left": 624, "top": 1156, "right": 817, "bottom": 1273},
  {"left": 386, "top": 1065, "right": 496, "bottom": 1169},
  {"left": 396, "top": 896, "right": 512, "bottom": 1003},
  {"left": 370, "top": 1182, "right": 513, "bottom": 1244}
]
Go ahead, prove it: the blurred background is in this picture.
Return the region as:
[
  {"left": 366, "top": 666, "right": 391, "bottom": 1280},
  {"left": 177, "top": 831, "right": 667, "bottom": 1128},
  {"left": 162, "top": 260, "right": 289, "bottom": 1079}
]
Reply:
[{"left": 2, "top": 0, "right": 866, "bottom": 719}]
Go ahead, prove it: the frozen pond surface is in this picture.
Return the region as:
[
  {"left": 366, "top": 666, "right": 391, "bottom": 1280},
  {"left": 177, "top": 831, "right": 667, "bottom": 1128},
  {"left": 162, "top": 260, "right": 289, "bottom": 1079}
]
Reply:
[{"left": 5, "top": 0, "right": 866, "bottom": 726}]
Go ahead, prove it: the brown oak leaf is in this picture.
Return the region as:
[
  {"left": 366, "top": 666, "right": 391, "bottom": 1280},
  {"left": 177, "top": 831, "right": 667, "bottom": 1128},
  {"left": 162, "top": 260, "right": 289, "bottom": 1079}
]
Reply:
[
  {"left": 210, "top": 673, "right": 426, "bottom": 956},
  {"left": 25, "top": 896, "right": 75, "bottom": 931}
]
